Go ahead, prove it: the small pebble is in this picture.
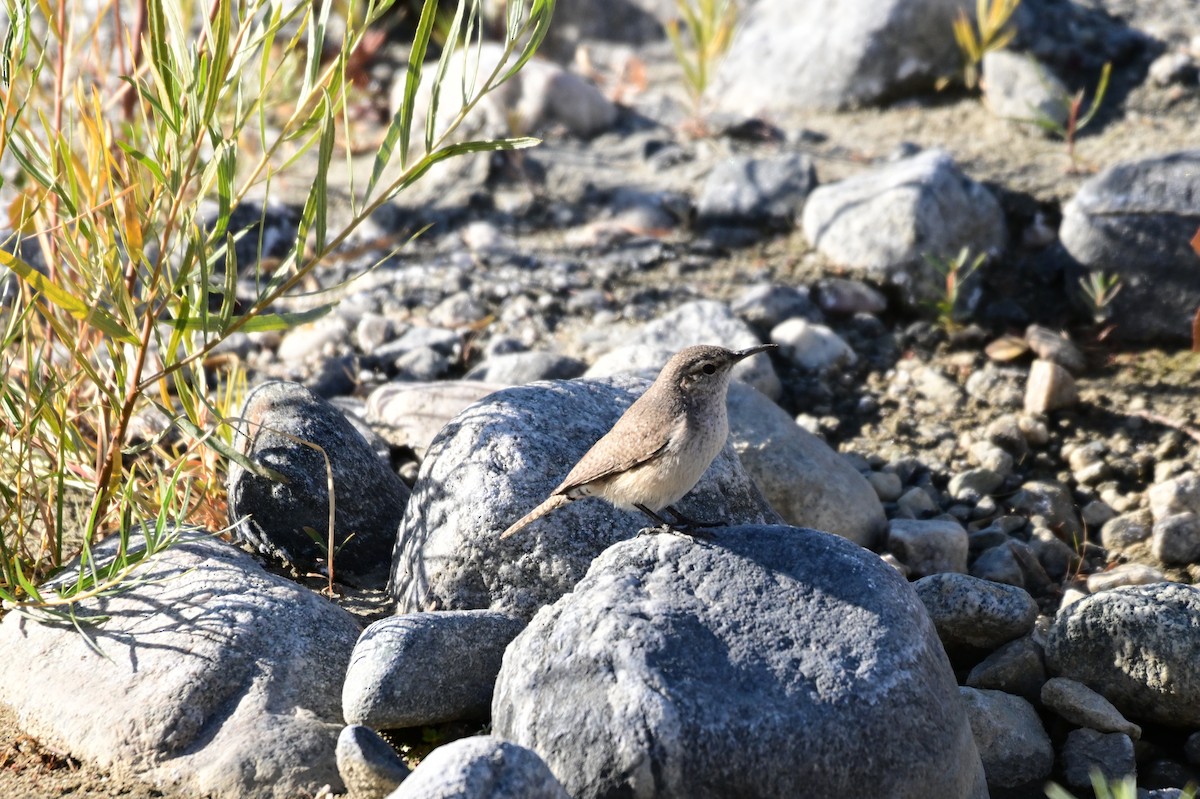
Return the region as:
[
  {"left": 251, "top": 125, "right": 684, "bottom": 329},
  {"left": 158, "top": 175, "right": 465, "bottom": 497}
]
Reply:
[
  {"left": 1085, "top": 563, "right": 1166, "bottom": 593},
  {"left": 867, "top": 471, "right": 903, "bottom": 502},
  {"left": 1024, "top": 359, "right": 1078, "bottom": 413}
]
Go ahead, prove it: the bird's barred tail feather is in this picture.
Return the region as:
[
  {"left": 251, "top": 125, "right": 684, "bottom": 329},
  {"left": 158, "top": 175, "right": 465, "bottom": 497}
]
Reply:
[{"left": 499, "top": 494, "right": 571, "bottom": 539}]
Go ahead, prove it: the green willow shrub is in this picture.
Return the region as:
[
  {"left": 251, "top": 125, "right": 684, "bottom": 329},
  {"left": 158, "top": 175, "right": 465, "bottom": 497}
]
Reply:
[{"left": 0, "top": 0, "right": 554, "bottom": 611}]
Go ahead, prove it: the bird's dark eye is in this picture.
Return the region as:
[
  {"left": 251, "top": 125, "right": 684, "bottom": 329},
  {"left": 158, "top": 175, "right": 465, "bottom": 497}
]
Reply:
[{"left": 701, "top": 363, "right": 716, "bottom": 375}]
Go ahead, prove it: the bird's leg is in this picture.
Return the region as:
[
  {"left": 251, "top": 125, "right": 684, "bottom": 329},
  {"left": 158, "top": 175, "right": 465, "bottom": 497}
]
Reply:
[
  {"left": 634, "top": 504, "right": 713, "bottom": 540},
  {"left": 634, "top": 503, "right": 676, "bottom": 535},
  {"left": 664, "top": 504, "right": 724, "bottom": 531}
]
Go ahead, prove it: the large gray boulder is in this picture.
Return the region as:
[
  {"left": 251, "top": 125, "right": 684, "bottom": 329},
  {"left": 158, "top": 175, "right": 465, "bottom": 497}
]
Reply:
[
  {"left": 727, "top": 382, "right": 885, "bottom": 545},
  {"left": 1046, "top": 582, "right": 1200, "bottom": 726},
  {"left": 229, "top": 380, "right": 410, "bottom": 588},
  {"left": 389, "top": 375, "right": 781, "bottom": 620},
  {"left": 802, "top": 150, "right": 1006, "bottom": 308},
  {"left": 709, "top": 0, "right": 975, "bottom": 113},
  {"left": 1060, "top": 151, "right": 1200, "bottom": 343},
  {"left": 493, "top": 526, "right": 988, "bottom": 798},
  {"left": 0, "top": 531, "right": 361, "bottom": 799}
]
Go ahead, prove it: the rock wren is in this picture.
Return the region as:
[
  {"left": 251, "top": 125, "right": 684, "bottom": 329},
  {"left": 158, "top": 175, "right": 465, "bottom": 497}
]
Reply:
[{"left": 500, "top": 343, "right": 777, "bottom": 539}]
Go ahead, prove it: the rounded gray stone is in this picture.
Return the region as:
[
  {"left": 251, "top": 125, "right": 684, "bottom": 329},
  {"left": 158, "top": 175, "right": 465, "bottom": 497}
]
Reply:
[
  {"left": 981, "top": 50, "right": 1070, "bottom": 128},
  {"left": 959, "top": 687, "right": 1054, "bottom": 790},
  {"left": 388, "top": 375, "right": 781, "bottom": 621},
  {"left": 970, "top": 542, "right": 1026, "bottom": 588},
  {"left": 1046, "top": 583, "right": 1200, "bottom": 726},
  {"left": 696, "top": 152, "right": 817, "bottom": 229},
  {"left": 337, "top": 725, "right": 410, "bottom": 799},
  {"left": 770, "top": 318, "right": 857, "bottom": 370},
  {"left": 388, "top": 735, "right": 568, "bottom": 799},
  {"left": 1150, "top": 471, "right": 1200, "bottom": 520},
  {"left": 614, "top": 300, "right": 783, "bottom": 399},
  {"left": 709, "top": 0, "right": 972, "bottom": 112},
  {"left": 965, "top": 635, "right": 1046, "bottom": 701},
  {"left": 949, "top": 468, "right": 1005, "bottom": 501},
  {"left": 887, "top": 518, "right": 969, "bottom": 577},
  {"left": 464, "top": 351, "right": 587, "bottom": 385},
  {"left": 1009, "top": 479, "right": 1082, "bottom": 542},
  {"left": 1100, "top": 510, "right": 1153, "bottom": 551},
  {"left": 1152, "top": 512, "right": 1200, "bottom": 565},
  {"left": 915, "top": 572, "right": 1038, "bottom": 651},
  {"left": 800, "top": 149, "right": 1006, "bottom": 309},
  {"left": 1040, "top": 677, "right": 1141, "bottom": 739},
  {"left": 493, "top": 526, "right": 987, "bottom": 799},
  {"left": 343, "top": 610, "right": 526, "bottom": 729}
]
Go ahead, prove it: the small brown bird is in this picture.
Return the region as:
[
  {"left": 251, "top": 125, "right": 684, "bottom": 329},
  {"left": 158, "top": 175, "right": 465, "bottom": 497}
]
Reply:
[{"left": 500, "top": 343, "right": 777, "bottom": 539}]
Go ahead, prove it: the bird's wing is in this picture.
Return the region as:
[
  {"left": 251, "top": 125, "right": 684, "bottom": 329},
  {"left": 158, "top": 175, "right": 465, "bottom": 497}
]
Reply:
[{"left": 553, "top": 397, "right": 678, "bottom": 495}]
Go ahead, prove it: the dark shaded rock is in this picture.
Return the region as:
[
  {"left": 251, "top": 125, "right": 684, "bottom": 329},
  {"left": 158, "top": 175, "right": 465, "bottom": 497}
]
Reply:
[
  {"left": 1046, "top": 583, "right": 1200, "bottom": 727},
  {"left": 204, "top": 200, "right": 299, "bottom": 276},
  {"left": 493, "top": 526, "right": 987, "bottom": 798},
  {"left": 229, "top": 381, "right": 411, "bottom": 588},
  {"left": 965, "top": 635, "right": 1047, "bottom": 701},
  {"left": 343, "top": 611, "right": 526, "bottom": 729},
  {"left": 1041, "top": 677, "right": 1141, "bottom": 739},
  {"left": 959, "top": 687, "right": 1053, "bottom": 791},
  {"left": 1061, "top": 729, "right": 1135, "bottom": 788},
  {"left": 730, "top": 283, "right": 822, "bottom": 330},
  {"left": 1059, "top": 151, "right": 1200, "bottom": 344}
]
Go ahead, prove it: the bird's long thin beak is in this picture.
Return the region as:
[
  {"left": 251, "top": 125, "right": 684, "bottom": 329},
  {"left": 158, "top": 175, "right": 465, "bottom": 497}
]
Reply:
[{"left": 733, "top": 343, "right": 778, "bottom": 361}]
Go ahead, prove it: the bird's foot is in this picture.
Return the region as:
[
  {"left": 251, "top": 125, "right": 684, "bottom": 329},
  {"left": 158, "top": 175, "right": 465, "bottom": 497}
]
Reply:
[{"left": 634, "top": 504, "right": 718, "bottom": 540}]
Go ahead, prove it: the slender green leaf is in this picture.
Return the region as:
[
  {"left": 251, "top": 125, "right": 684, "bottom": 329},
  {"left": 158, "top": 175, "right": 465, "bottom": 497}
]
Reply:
[
  {"left": 426, "top": 0, "right": 470, "bottom": 154},
  {"left": 0, "top": 251, "right": 139, "bottom": 343},
  {"left": 170, "top": 303, "right": 333, "bottom": 334},
  {"left": 499, "top": 0, "right": 556, "bottom": 85},
  {"left": 115, "top": 140, "right": 168, "bottom": 184},
  {"left": 1076, "top": 62, "right": 1112, "bottom": 130},
  {"left": 383, "top": 136, "right": 540, "bottom": 204},
  {"left": 397, "top": 0, "right": 440, "bottom": 168}
]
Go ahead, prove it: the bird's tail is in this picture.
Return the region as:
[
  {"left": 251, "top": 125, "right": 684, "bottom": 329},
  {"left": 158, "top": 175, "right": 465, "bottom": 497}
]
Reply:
[{"left": 500, "top": 494, "right": 571, "bottom": 539}]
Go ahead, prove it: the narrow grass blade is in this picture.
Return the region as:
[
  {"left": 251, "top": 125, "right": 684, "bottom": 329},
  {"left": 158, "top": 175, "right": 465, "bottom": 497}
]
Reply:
[{"left": 0, "top": 250, "right": 138, "bottom": 343}]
